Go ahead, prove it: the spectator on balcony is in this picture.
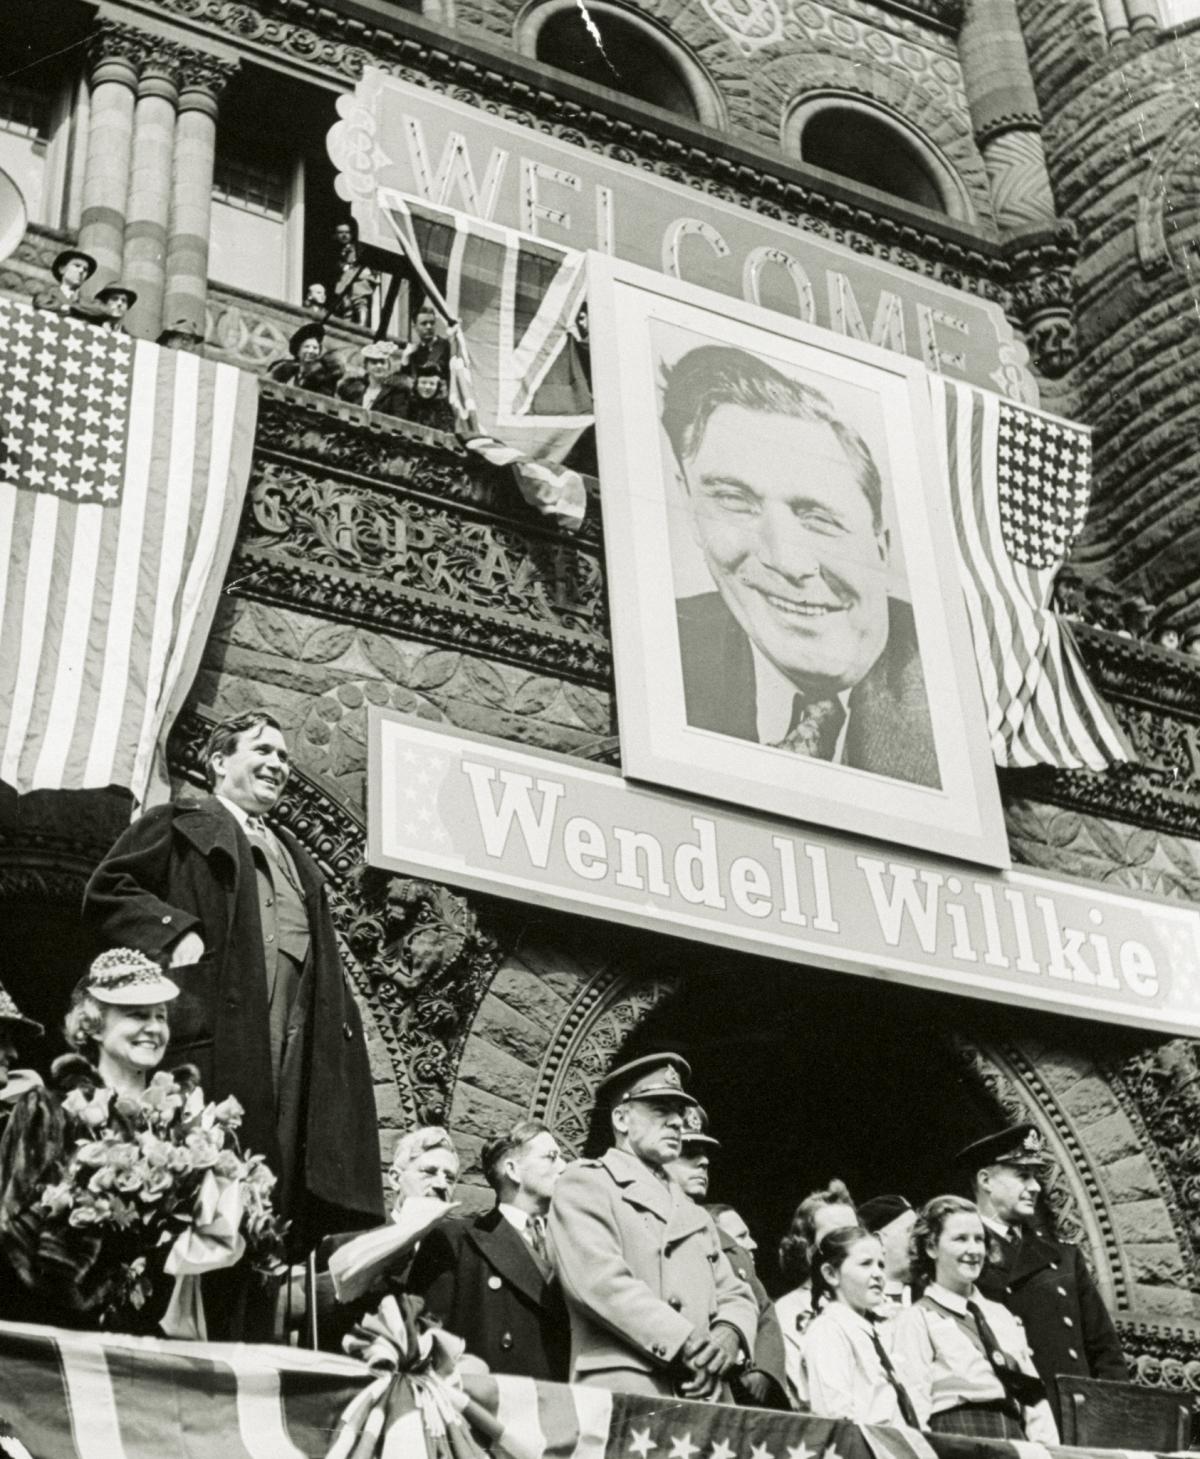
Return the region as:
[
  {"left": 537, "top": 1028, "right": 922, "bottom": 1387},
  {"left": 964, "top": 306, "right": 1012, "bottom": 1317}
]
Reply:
[
  {"left": 303, "top": 282, "right": 328, "bottom": 319},
  {"left": 268, "top": 323, "right": 342, "bottom": 397},
  {"left": 331, "top": 219, "right": 379, "bottom": 327},
  {"left": 399, "top": 302, "right": 451, "bottom": 389},
  {"left": 34, "top": 249, "right": 97, "bottom": 315},
  {"left": 337, "top": 341, "right": 406, "bottom": 416},
  {"left": 78, "top": 284, "right": 137, "bottom": 335},
  {"left": 406, "top": 363, "right": 456, "bottom": 433}
]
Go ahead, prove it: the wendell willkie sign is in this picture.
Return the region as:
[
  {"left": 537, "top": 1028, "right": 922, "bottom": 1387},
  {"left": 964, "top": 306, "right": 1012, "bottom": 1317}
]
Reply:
[{"left": 368, "top": 710, "right": 1200, "bottom": 1037}]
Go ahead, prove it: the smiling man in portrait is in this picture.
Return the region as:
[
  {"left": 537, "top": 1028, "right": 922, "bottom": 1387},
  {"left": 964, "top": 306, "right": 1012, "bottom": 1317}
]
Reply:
[{"left": 661, "top": 343, "right": 940, "bottom": 788}]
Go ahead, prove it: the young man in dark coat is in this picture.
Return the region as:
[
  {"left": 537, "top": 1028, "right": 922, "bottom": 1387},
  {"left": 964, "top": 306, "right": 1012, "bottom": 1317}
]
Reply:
[
  {"left": 407, "top": 1118, "right": 571, "bottom": 1381},
  {"left": 958, "top": 1124, "right": 1126, "bottom": 1426},
  {"left": 82, "top": 711, "right": 384, "bottom": 1253}
]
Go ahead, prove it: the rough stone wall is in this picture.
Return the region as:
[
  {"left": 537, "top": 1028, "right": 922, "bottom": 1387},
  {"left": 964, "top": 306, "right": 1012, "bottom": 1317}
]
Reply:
[{"left": 1017, "top": 10, "right": 1200, "bottom": 621}]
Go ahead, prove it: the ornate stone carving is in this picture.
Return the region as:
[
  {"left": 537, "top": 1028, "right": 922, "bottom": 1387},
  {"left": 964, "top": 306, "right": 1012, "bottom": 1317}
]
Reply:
[
  {"left": 232, "top": 402, "right": 608, "bottom": 687},
  {"left": 88, "top": 17, "right": 238, "bottom": 95},
  {"left": 1117, "top": 1319, "right": 1200, "bottom": 1393},
  {"left": 1002, "top": 623, "right": 1200, "bottom": 841},
  {"left": 1003, "top": 221, "right": 1079, "bottom": 377},
  {"left": 332, "top": 867, "right": 503, "bottom": 1124}
]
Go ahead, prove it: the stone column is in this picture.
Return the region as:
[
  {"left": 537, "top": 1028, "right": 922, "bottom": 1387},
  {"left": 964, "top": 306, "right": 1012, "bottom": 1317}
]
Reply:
[
  {"left": 163, "top": 57, "right": 237, "bottom": 341},
  {"left": 959, "top": 0, "right": 1056, "bottom": 230},
  {"left": 122, "top": 52, "right": 180, "bottom": 340},
  {"left": 77, "top": 22, "right": 144, "bottom": 281}
]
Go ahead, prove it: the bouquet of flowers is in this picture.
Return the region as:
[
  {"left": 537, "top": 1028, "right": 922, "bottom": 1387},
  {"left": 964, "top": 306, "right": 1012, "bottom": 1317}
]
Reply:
[{"left": 37, "top": 1071, "right": 286, "bottom": 1331}]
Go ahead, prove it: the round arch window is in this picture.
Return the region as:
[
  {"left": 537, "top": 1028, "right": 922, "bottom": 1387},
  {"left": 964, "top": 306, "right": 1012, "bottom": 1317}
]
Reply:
[
  {"left": 519, "top": 1, "right": 724, "bottom": 127},
  {"left": 787, "top": 97, "right": 973, "bottom": 221}
]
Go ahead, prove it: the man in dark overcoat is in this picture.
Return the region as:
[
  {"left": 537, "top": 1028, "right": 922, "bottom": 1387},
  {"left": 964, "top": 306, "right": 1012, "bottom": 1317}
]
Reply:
[
  {"left": 408, "top": 1118, "right": 570, "bottom": 1380},
  {"left": 957, "top": 1124, "right": 1125, "bottom": 1426},
  {"left": 82, "top": 710, "right": 383, "bottom": 1252}
]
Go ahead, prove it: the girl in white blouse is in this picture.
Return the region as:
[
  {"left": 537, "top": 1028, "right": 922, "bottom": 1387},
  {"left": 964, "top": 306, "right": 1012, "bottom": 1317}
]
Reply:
[
  {"left": 891, "top": 1196, "right": 1059, "bottom": 1444},
  {"left": 801, "top": 1226, "right": 921, "bottom": 1427}
]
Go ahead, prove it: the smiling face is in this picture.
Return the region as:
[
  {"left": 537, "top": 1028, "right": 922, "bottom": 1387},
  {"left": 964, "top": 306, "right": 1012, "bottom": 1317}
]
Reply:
[
  {"left": 682, "top": 405, "right": 891, "bottom": 698},
  {"left": 297, "top": 337, "right": 321, "bottom": 363},
  {"left": 211, "top": 721, "right": 290, "bottom": 815},
  {"left": 613, "top": 1095, "right": 687, "bottom": 1168},
  {"left": 931, "top": 1210, "right": 986, "bottom": 1295},
  {"left": 825, "top": 1235, "right": 885, "bottom": 1316},
  {"left": 98, "top": 1003, "right": 169, "bottom": 1081}
]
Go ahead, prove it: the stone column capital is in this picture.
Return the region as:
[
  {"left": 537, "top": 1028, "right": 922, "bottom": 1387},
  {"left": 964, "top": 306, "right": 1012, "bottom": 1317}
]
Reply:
[{"left": 87, "top": 19, "right": 239, "bottom": 104}]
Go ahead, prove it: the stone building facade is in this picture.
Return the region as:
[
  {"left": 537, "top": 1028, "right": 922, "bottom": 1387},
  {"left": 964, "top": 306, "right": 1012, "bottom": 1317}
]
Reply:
[{"left": 3, "top": 0, "right": 1200, "bottom": 1405}]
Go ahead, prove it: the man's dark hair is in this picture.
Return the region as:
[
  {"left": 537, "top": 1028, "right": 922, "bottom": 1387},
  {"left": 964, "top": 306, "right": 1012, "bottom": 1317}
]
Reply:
[
  {"left": 202, "top": 711, "right": 284, "bottom": 789},
  {"left": 481, "top": 1118, "right": 550, "bottom": 1195},
  {"left": 660, "top": 345, "right": 884, "bottom": 532}
]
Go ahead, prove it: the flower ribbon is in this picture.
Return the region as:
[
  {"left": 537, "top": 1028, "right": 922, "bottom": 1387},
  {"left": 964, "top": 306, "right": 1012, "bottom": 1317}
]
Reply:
[
  {"left": 327, "top": 1294, "right": 494, "bottom": 1459},
  {"left": 160, "top": 1171, "right": 247, "bottom": 1340}
]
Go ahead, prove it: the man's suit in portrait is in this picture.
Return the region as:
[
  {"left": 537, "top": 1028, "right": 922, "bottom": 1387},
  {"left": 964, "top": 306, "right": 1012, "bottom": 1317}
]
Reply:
[{"left": 675, "top": 591, "right": 940, "bottom": 789}]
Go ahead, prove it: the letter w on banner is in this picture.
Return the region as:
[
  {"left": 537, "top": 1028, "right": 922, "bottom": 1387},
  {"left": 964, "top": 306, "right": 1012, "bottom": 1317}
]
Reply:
[
  {"left": 377, "top": 188, "right": 591, "bottom": 530},
  {"left": 0, "top": 297, "right": 258, "bottom": 806},
  {"left": 932, "top": 378, "right": 1130, "bottom": 771}
]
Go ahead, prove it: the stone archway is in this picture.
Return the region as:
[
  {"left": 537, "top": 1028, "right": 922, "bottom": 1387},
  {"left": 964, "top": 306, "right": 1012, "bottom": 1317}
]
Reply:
[{"left": 451, "top": 944, "right": 1200, "bottom": 1397}]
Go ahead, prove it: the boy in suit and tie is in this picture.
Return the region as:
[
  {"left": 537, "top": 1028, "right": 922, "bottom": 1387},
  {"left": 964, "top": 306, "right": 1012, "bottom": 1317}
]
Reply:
[{"left": 407, "top": 1118, "right": 571, "bottom": 1380}]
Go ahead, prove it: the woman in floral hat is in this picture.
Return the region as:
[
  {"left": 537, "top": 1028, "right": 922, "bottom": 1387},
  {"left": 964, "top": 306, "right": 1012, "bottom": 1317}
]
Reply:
[{"left": 0, "top": 950, "right": 283, "bottom": 1333}]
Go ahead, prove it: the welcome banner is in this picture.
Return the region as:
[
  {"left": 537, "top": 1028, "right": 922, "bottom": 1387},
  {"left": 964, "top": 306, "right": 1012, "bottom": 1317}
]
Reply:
[{"left": 368, "top": 710, "right": 1200, "bottom": 1036}]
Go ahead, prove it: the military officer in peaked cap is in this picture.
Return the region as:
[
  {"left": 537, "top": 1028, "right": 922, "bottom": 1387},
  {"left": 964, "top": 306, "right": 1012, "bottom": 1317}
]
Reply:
[
  {"left": 663, "top": 1104, "right": 790, "bottom": 1409},
  {"left": 957, "top": 1123, "right": 1125, "bottom": 1426},
  {"left": 549, "top": 1054, "right": 757, "bottom": 1399}
]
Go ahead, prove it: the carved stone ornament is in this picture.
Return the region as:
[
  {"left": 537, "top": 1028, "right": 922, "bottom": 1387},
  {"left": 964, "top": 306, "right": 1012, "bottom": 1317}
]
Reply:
[
  {"left": 1002, "top": 222, "right": 1079, "bottom": 378},
  {"left": 232, "top": 392, "right": 608, "bottom": 687},
  {"left": 88, "top": 17, "right": 238, "bottom": 95}
]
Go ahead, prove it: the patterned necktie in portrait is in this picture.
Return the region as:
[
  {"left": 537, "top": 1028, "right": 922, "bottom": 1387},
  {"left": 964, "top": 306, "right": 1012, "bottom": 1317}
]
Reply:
[
  {"left": 527, "top": 1214, "right": 551, "bottom": 1272},
  {"left": 772, "top": 695, "right": 846, "bottom": 758}
]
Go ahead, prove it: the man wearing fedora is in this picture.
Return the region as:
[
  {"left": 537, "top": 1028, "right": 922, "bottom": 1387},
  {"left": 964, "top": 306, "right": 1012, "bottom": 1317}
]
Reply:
[
  {"left": 33, "top": 248, "right": 97, "bottom": 314},
  {"left": 957, "top": 1124, "right": 1125, "bottom": 1424},
  {"left": 665, "top": 1104, "right": 790, "bottom": 1409},
  {"left": 549, "top": 1053, "right": 756, "bottom": 1399}
]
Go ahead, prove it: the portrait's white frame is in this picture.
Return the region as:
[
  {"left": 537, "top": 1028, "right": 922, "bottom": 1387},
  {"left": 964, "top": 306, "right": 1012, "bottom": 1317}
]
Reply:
[{"left": 587, "top": 251, "right": 1009, "bottom": 869}]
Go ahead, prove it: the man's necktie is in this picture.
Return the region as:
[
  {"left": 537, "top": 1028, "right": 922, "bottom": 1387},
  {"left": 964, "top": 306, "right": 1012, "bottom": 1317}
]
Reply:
[
  {"left": 868, "top": 1323, "right": 921, "bottom": 1428},
  {"left": 771, "top": 696, "right": 845, "bottom": 758},
  {"left": 527, "top": 1214, "right": 550, "bottom": 1270},
  {"left": 966, "top": 1298, "right": 1045, "bottom": 1406}
]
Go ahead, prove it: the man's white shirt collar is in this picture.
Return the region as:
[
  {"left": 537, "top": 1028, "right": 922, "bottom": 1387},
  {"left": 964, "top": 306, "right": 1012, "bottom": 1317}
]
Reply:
[
  {"left": 498, "top": 1202, "right": 530, "bottom": 1233},
  {"left": 216, "top": 794, "right": 252, "bottom": 831},
  {"left": 981, "top": 1214, "right": 1014, "bottom": 1243},
  {"left": 751, "top": 642, "right": 850, "bottom": 758}
]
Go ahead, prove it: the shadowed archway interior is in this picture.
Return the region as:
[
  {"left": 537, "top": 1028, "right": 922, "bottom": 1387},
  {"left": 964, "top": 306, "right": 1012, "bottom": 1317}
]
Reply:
[{"left": 584, "top": 960, "right": 1138, "bottom": 1297}]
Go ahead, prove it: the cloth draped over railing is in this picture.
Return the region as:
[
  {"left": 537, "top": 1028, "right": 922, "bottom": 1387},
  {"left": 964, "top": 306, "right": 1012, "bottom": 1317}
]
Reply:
[{"left": 0, "top": 1316, "right": 1180, "bottom": 1459}]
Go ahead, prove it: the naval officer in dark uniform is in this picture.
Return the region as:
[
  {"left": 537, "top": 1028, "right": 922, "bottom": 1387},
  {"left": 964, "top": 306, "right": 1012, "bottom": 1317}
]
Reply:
[{"left": 956, "top": 1124, "right": 1125, "bottom": 1425}]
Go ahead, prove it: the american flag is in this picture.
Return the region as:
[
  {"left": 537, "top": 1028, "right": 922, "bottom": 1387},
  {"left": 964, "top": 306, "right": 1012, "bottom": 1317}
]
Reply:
[
  {"left": 377, "top": 191, "right": 590, "bottom": 529},
  {"left": 0, "top": 1318, "right": 1039, "bottom": 1459},
  {"left": 934, "top": 379, "right": 1130, "bottom": 771},
  {"left": 0, "top": 297, "right": 257, "bottom": 802}
]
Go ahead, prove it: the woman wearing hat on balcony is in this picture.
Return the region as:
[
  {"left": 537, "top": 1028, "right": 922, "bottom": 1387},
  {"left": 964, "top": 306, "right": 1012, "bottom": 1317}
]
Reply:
[
  {"left": 268, "top": 322, "right": 343, "bottom": 397},
  {"left": 0, "top": 949, "right": 180, "bottom": 1324},
  {"left": 891, "top": 1195, "right": 1059, "bottom": 1443}
]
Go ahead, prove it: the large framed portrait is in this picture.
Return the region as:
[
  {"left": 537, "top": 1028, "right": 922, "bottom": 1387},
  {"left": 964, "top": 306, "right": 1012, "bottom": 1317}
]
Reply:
[{"left": 587, "top": 253, "right": 1008, "bottom": 868}]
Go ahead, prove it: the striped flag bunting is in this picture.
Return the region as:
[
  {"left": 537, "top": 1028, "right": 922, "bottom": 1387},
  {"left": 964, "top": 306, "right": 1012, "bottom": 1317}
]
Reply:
[
  {"left": 378, "top": 190, "right": 590, "bottom": 530},
  {"left": 0, "top": 1319, "right": 1171, "bottom": 1459},
  {"left": 0, "top": 296, "right": 258, "bottom": 803},
  {"left": 932, "top": 378, "right": 1131, "bottom": 771}
]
